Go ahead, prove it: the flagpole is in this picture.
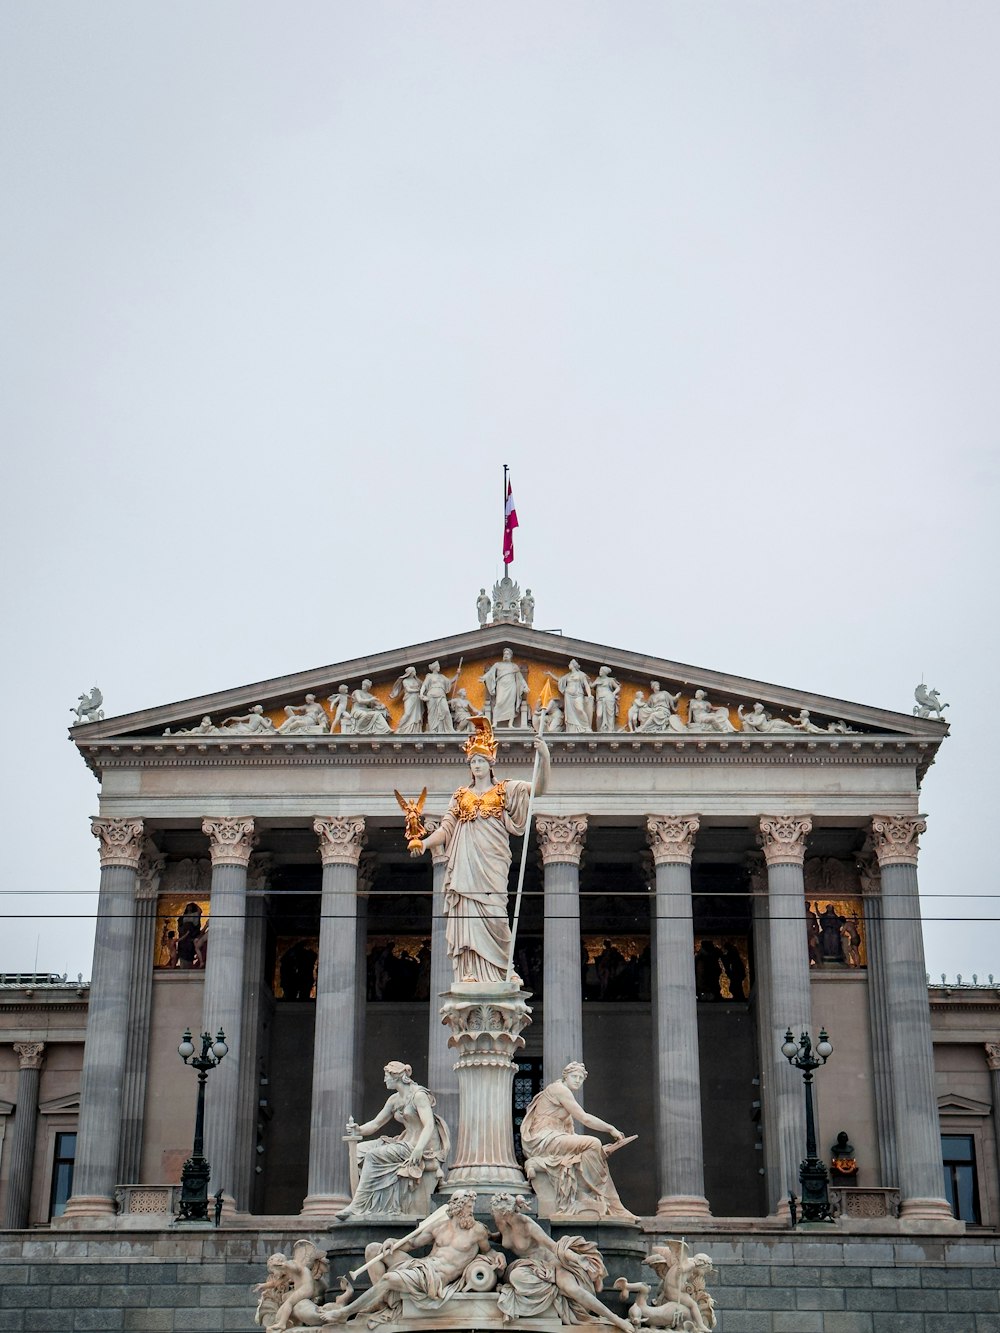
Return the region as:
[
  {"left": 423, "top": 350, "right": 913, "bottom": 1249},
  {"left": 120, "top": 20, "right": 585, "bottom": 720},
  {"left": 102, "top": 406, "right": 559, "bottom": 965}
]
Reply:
[
  {"left": 503, "top": 463, "right": 509, "bottom": 572},
  {"left": 505, "top": 709, "right": 546, "bottom": 982}
]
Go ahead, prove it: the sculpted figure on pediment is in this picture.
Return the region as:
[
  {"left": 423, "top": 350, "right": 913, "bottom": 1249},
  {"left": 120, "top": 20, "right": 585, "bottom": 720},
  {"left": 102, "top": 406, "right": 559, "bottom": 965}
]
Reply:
[
  {"left": 687, "top": 690, "right": 737, "bottom": 733},
  {"left": 169, "top": 716, "right": 220, "bottom": 736},
  {"left": 788, "top": 708, "right": 825, "bottom": 734},
  {"left": 547, "top": 660, "right": 594, "bottom": 731},
  {"left": 221, "top": 704, "right": 277, "bottom": 735},
  {"left": 638, "top": 682, "right": 684, "bottom": 733},
  {"left": 348, "top": 681, "right": 392, "bottom": 735},
  {"left": 592, "top": 666, "right": 621, "bottom": 732},
  {"left": 914, "top": 684, "right": 949, "bottom": 719},
  {"left": 278, "top": 695, "right": 330, "bottom": 735},
  {"left": 533, "top": 694, "right": 563, "bottom": 733},
  {"left": 492, "top": 574, "right": 522, "bottom": 623},
  {"left": 449, "top": 687, "right": 481, "bottom": 733},
  {"left": 737, "top": 702, "right": 796, "bottom": 733},
  {"left": 328, "top": 685, "right": 353, "bottom": 734},
  {"left": 389, "top": 667, "right": 424, "bottom": 735},
  {"left": 421, "top": 661, "right": 460, "bottom": 733},
  {"left": 480, "top": 648, "right": 528, "bottom": 728},
  {"left": 476, "top": 587, "right": 491, "bottom": 627},
  {"left": 627, "top": 690, "right": 648, "bottom": 732},
  {"left": 520, "top": 587, "right": 535, "bottom": 627}
]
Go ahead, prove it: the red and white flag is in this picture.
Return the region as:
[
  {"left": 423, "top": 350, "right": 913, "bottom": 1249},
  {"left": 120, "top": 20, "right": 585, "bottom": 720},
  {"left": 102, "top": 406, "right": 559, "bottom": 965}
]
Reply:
[{"left": 502, "top": 477, "right": 519, "bottom": 565}]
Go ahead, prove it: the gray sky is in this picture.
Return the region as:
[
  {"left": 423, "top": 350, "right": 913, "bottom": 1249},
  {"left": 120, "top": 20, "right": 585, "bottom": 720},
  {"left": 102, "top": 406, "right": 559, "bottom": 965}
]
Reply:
[{"left": 1, "top": 2, "right": 997, "bottom": 981}]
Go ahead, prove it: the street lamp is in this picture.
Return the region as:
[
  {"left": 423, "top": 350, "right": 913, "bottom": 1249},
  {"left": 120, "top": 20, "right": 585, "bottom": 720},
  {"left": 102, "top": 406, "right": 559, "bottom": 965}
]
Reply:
[
  {"left": 781, "top": 1026, "right": 834, "bottom": 1223},
  {"left": 176, "top": 1027, "right": 228, "bottom": 1222}
]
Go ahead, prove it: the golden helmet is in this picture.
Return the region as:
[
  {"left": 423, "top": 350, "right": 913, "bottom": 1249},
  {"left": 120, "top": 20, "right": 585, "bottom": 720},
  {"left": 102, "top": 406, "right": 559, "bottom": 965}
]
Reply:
[{"left": 463, "top": 716, "right": 498, "bottom": 763}]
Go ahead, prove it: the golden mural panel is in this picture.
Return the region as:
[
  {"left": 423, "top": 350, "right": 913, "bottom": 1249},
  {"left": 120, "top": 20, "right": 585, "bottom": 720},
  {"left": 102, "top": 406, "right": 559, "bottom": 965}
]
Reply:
[
  {"left": 693, "top": 935, "right": 751, "bottom": 1000},
  {"left": 154, "top": 895, "right": 210, "bottom": 970},
  {"left": 806, "top": 897, "right": 866, "bottom": 968}
]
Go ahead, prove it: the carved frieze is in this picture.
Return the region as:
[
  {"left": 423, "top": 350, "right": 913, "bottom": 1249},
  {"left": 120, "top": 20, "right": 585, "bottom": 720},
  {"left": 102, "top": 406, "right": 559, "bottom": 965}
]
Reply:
[
  {"left": 135, "top": 837, "right": 166, "bottom": 900},
  {"left": 203, "top": 817, "right": 257, "bottom": 868},
  {"left": 535, "top": 815, "right": 588, "bottom": 867},
  {"left": 313, "top": 816, "right": 366, "bottom": 867},
  {"left": 91, "top": 817, "right": 145, "bottom": 870},
  {"left": 646, "top": 815, "right": 700, "bottom": 866},
  {"left": 758, "top": 816, "right": 812, "bottom": 866},
  {"left": 870, "top": 815, "right": 926, "bottom": 868}
]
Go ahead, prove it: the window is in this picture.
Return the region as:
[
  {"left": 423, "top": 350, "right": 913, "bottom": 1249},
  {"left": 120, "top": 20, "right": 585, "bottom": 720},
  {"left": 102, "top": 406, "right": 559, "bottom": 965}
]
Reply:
[
  {"left": 941, "top": 1134, "right": 980, "bottom": 1224},
  {"left": 48, "top": 1132, "right": 76, "bottom": 1219}
]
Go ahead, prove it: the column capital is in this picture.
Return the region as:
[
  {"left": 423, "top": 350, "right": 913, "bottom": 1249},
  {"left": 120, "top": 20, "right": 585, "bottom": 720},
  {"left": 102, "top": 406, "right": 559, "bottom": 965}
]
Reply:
[
  {"left": 871, "top": 815, "right": 926, "bottom": 868},
  {"left": 646, "top": 815, "right": 700, "bottom": 866},
  {"left": 13, "top": 1041, "right": 45, "bottom": 1070},
  {"left": 536, "top": 815, "right": 587, "bottom": 867},
  {"left": 423, "top": 817, "right": 450, "bottom": 867},
  {"left": 313, "top": 816, "right": 366, "bottom": 867},
  {"left": 91, "top": 817, "right": 145, "bottom": 869},
  {"left": 203, "top": 817, "right": 257, "bottom": 867},
  {"left": 758, "top": 815, "right": 812, "bottom": 866},
  {"left": 985, "top": 1043, "right": 1000, "bottom": 1072}
]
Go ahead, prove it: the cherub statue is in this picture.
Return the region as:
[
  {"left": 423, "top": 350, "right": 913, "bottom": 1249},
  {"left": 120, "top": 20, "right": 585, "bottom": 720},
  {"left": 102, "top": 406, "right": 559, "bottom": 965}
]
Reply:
[
  {"left": 638, "top": 1241, "right": 716, "bottom": 1332},
  {"left": 253, "top": 1239, "right": 352, "bottom": 1331},
  {"left": 71, "top": 686, "right": 104, "bottom": 724},
  {"left": 913, "top": 684, "right": 949, "bottom": 719},
  {"left": 394, "top": 789, "right": 428, "bottom": 853}
]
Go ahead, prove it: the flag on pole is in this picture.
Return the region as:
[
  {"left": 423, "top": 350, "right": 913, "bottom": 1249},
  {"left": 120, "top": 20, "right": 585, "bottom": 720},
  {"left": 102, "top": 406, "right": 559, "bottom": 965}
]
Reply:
[{"left": 502, "top": 477, "right": 519, "bottom": 566}]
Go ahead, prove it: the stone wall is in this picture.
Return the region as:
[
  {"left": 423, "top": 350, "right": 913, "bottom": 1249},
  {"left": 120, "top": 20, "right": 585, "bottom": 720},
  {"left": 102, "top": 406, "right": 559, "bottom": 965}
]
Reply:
[{"left": 0, "top": 1229, "right": 998, "bottom": 1333}]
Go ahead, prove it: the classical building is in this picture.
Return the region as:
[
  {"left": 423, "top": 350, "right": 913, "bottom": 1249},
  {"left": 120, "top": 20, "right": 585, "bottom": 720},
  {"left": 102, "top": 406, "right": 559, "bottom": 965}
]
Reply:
[{"left": 1, "top": 607, "right": 998, "bottom": 1329}]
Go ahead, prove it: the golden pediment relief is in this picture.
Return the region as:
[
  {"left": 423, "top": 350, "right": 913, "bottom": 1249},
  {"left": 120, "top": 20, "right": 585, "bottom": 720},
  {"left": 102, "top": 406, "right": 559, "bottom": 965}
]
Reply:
[{"left": 163, "top": 653, "right": 862, "bottom": 738}]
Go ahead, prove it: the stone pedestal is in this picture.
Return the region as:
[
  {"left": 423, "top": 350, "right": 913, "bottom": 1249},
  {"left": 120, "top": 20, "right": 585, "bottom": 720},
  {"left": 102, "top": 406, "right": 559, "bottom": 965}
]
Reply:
[{"left": 441, "top": 982, "right": 532, "bottom": 1194}]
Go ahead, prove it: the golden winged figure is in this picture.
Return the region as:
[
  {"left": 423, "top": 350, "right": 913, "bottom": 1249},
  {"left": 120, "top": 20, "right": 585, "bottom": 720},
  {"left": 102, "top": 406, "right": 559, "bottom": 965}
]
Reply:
[{"left": 394, "top": 787, "right": 428, "bottom": 852}]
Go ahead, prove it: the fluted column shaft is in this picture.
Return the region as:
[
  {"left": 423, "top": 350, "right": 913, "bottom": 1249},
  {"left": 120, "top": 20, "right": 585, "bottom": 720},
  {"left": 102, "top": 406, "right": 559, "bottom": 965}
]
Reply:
[
  {"left": 119, "top": 840, "right": 164, "bottom": 1185},
  {"left": 872, "top": 816, "right": 954, "bottom": 1223},
  {"left": 62, "top": 819, "right": 144, "bottom": 1220},
  {"left": 986, "top": 1044, "right": 1000, "bottom": 1206},
  {"left": 233, "top": 861, "right": 269, "bottom": 1210},
  {"left": 537, "top": 816, "right": 587, "bottom": 1087},
  {"left": 646, "top": 817, "right": 710, "bottom": 1220},
  {"left": 425, "top": 821, "right": 458, "bottom": 1134},
  {"left": 302, "top": 817, "right": 365, "bottom": 1216},
  {"left": 2, "top": 1044, "right": 45, "bottom": 1228},
  {"left": 759, "top": 816, "right": 813, "bottom": 1214},
  {"left": 858, "top": 855, "right": 898, "bottom": 1186},
  {"left": 201, "top": 817, "right": 255, "bottom": 1203}
]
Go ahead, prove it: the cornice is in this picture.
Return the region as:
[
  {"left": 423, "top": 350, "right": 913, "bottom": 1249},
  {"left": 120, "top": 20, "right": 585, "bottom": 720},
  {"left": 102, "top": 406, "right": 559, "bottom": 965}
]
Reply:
[{"left": 79, "top": 732, "right": 938, "bottom": 782}]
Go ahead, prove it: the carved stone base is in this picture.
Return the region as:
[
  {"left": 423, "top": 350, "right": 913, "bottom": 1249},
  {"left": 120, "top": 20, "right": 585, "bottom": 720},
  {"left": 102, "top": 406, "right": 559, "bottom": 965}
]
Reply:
[
  {"left": 440, "top": 983, "right": 533, "bottom": 1196},
  {"left": 300, "top": 1192, "right": 352, "bottom": 1220},
  {"left": 898, "top": 1197, "right": 965, "bottom": 1231},
  {"left": 655, "top": 1193, "right": 713, "bottom": 1223}
]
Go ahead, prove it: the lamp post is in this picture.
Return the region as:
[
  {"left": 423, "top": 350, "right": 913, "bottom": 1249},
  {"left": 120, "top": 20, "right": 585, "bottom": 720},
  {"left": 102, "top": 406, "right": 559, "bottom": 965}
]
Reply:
[
  {"left": 176, "top": 1027, "right": 228, "bottom": 1222},
  {"left": 781, "top": 1026, "right": 834, "bottom": 1223}
]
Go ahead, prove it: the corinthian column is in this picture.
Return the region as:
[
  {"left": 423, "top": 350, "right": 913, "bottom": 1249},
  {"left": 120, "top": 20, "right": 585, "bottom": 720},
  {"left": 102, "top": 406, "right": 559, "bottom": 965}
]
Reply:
[
  {"left": 858, "top": 850, "right": 898, "bottom": 1187},
  {"left": 424, "top": 817, "right": 459, "bottom": 1135},
  {"left": 2, "top": 1043, "right": 45, "bottom": 1228},
  {"left": 62, "top": 817, "right": 144, "bottom": 1222},
  {"left": 536, "top": 815, "right": 587, "bottom": 1087},
  {"left": 301, "top": 816, "right": 366, "bottom": 1217},
  {"left": 758, "top": 815, "right": 813, "bottom": 1215},
  {"left": 646, "top": 816, "right": 710, "bottom": 1221},
  {"left": 871, "top": 815, "right": 955, "bottom": 1225},
  {"left": 201, "top": 817, "right": 256, "bottom": 1207}
]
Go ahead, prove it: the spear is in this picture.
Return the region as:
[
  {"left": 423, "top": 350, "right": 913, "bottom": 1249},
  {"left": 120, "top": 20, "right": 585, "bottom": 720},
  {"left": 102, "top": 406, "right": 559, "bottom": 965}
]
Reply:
[{"left": 505, "top": 680, "right": 551, "bottom": 981}]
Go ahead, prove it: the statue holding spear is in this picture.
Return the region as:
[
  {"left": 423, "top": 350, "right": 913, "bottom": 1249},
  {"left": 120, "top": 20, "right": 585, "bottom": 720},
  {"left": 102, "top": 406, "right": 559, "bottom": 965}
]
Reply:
[{"left": 407, "top": 711, "right": 550, "bottom": 987}]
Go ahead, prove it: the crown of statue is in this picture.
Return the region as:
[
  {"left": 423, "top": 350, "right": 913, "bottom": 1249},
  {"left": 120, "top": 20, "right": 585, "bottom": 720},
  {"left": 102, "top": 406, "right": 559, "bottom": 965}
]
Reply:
[{"left": 464, "top": 716, "right": 498, "bottom": 763}]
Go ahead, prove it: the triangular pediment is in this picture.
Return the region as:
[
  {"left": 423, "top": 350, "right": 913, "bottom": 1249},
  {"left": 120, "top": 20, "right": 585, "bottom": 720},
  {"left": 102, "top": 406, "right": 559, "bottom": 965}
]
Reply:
[
  {"left": 70, "top": 624, "right": 947, "bottom": 747},
  {"left": 938, "top": 1093, "right": 991, "bottom": 1117},
  {"left": 39, "top": 1092, "right": 81, "bottom": 1115}
]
